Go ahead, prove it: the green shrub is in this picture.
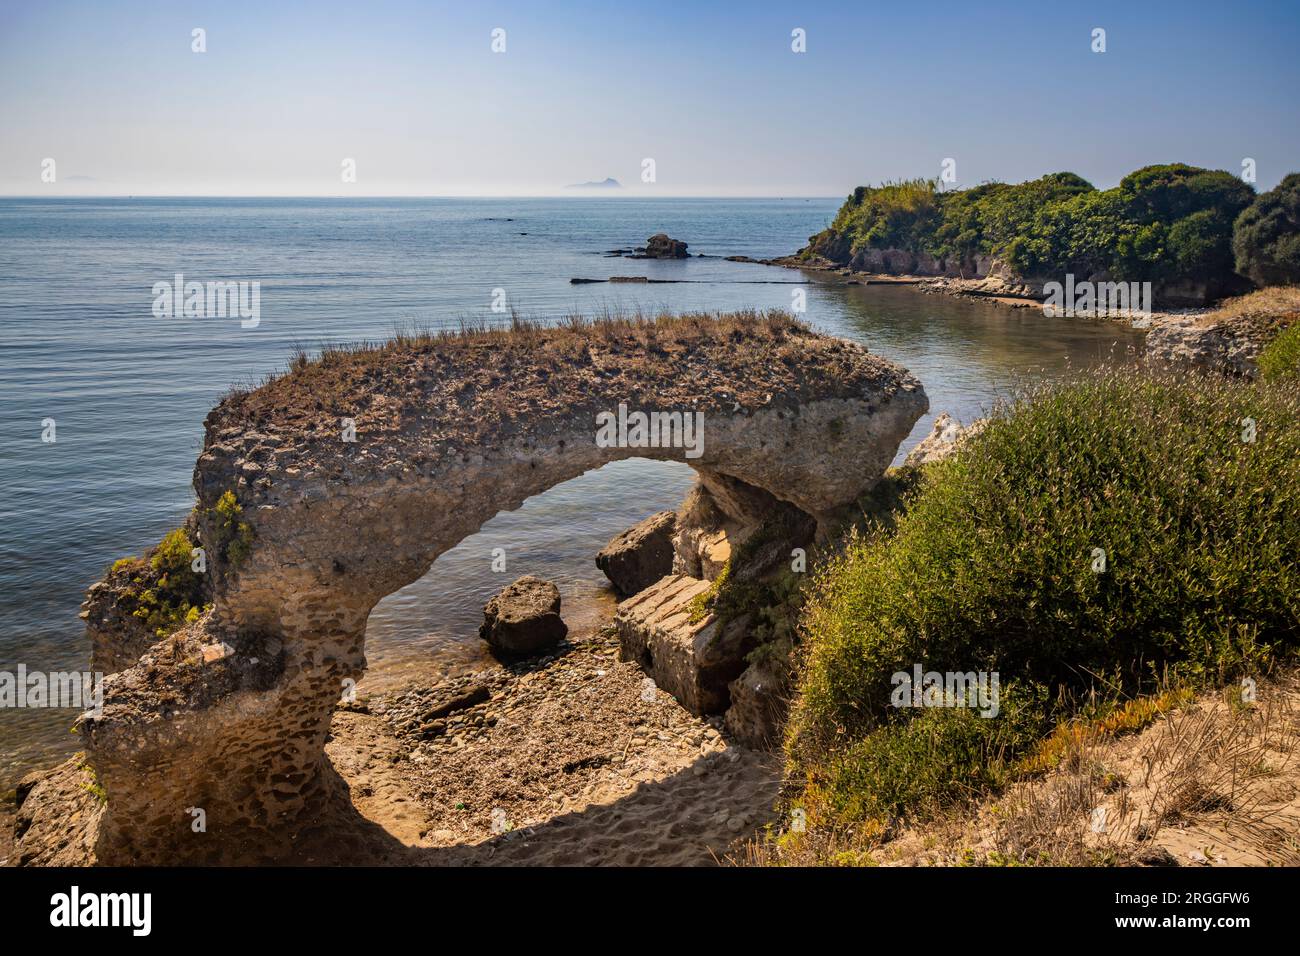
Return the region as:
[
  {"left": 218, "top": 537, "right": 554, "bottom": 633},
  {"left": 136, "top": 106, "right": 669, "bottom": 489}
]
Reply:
[
  {"left": 1258, "top": 323, "right": 1300, "bottom": 381},
  {"left": 820, "top": 681, "right": 1047, "bottom": 822},
  {"left": 210, "top": 490, "right": 254, "bottom": 567},
  {"left": 821, "top": 179, "right": 943, "bottom": 257},
  {"left": 788, "top": 366, "right": 1300, "bottom": 825},
  {"left": 114, "top": 527, "right": 209, "bottom": 637},
  {"left": 1234, "top": 173, "right": 1300, "bottom": 286},
  {"left": 936, "top": 172, "right": 1094, "bottom": 264}
]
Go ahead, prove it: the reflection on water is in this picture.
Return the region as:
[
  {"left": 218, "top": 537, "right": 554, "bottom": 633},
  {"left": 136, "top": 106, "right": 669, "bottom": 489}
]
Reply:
[{"left": 816, "top": 281, "right": 1143, "bottom": 458}]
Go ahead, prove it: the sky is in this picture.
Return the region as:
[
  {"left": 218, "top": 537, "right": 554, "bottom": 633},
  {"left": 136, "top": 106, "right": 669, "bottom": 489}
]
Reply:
[{"left": 1, "top": 0, "right": 1297, "bottom": 197}]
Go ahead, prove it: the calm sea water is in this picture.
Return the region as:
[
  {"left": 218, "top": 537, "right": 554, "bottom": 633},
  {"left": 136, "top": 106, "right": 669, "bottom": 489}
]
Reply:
[{"left": 0, "top": 197, "right": 1143, "bottom": 786}]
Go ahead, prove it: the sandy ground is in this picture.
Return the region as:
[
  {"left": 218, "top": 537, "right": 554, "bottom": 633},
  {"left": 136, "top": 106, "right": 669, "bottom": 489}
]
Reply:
[
  {"left": 4, "top": 626, "right": 782, "bottom": 867},
  {"left": 313, "top": 627, "right": 782, "bottom": 865},
  {"left": 11, "top": 646, "right": 1299, "bottom": 867}
]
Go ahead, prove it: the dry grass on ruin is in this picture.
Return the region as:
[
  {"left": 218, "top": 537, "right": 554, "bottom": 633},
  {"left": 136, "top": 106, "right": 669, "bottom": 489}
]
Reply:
[{"left": 211, "top": 310, "right": 905, "bottom": 438}]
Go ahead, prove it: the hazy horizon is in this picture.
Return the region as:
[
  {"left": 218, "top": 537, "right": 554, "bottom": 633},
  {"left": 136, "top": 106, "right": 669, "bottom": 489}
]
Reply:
[{"left": 3, "top": 0, "right": 1298, "bottom": 197}]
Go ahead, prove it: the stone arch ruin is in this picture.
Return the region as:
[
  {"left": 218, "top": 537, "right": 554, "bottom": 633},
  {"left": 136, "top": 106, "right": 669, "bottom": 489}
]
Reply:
[{"left": 53, "top": 315, "right": 927, "bottom": 863}]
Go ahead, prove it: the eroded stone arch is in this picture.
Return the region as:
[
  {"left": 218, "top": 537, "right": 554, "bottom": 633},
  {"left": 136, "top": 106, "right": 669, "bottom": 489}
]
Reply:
[{"left": 78, "top": 313, "right": 926, "bottom": 863}]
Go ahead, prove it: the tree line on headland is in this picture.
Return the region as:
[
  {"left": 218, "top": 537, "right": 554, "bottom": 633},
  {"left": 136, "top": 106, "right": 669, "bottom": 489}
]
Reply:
[{"left": 804, "top": 164, "right": 1300, "bottom": 303}]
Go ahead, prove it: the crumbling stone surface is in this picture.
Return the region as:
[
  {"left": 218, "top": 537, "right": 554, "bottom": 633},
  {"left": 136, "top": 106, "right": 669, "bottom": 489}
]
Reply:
[
  {"left": 9, "top": 758, "right": 103, "bottom": 866},
  {"left": 615, "top": 574, "right": 752, "bottom": 715},
  {"left": 725, "top": 656, "right": 793, "bottom": 748},
  {"left": 902, "top": 412, "right": 987, "bottom": 468}
]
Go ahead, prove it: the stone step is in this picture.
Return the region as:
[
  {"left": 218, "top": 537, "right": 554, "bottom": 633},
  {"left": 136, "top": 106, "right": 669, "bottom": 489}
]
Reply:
[{"left": 615, "top": 573, "right": 750, "bottom": 716}]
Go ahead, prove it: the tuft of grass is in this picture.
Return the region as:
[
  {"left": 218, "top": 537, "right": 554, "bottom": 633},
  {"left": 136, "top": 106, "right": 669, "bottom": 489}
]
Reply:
[
  {"left": 688, "top": 561, "right": 729, "bottom": 625},
  {"left": 787, "top": 364, "right": 1300, "bottom": 829},
  {"left": 78, "top": 762, "right": 107, "bottom": 804}
]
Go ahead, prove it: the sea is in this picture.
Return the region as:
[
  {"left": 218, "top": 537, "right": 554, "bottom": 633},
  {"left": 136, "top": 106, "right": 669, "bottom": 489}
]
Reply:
[{"left": 0, "top": 196, "right": 1143, "bottom": 786}]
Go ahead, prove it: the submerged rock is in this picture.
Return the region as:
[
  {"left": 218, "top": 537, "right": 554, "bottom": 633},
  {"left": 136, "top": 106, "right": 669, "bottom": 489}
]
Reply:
[
  {"left": 480, "top": 576, "right": 568, "bottom": 656},
  {"left": 596, "top": 511, "right": 677, "bottom": 596}
]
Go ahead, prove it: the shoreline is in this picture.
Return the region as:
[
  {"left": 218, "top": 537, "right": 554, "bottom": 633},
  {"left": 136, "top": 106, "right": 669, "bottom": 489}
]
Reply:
[
  {"left": 741, "top": 252, "right": 1297, "bottom": 379},
  {"left": 5, "top": 247, "right": 1293, "bottom": 867},
  {"left": 739, "top": 252, "right": 1207, "bottom": 324},
  {"left": 331, "top": 624, "right": 782, "bottom": 865}
]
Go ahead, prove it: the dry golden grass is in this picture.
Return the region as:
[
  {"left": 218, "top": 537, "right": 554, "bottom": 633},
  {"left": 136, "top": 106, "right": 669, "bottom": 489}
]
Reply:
[
  {"left": 275, "top": 308, "right": 805, "bottom": 383},
  {"left": 742, "top": 672, "right": 1300, "bottom": 867},
  {"left": 1202, "top": 285, "right": 1300, "bottom": 327},
  {"left": 992, "top": 677, "right": 1300, "bottom": 866},
  {"left": 209, "top": 309, "right": 906, "bottom": 442}
]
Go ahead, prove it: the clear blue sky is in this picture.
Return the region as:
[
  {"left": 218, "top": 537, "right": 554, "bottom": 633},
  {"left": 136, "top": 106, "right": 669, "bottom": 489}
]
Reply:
[{"left": 1, "top": 0, "right": 1297, "bottom": 196}]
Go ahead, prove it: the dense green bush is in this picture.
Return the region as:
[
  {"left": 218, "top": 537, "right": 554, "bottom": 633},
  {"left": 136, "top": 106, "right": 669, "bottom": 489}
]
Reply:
[
  {"left": 1234, "top": 173, "right": 1300, "bottom": 286},
  {"left": 807, "top": 164, "right": 1267, "bottom": 295},
  {"left": 819, "top": 682, "right": 1047, "bottom": 821},
  {"left": 1258, "top": 323, "right": 1300, "bottom": 380},
  {"left": 787, "top": 366, "right": 1300, "bottom": 825},
  {"left": 934, "top": 172, "right": 1093, "bottom": 263},
  {"left": 818, "top": 179, "right": 942, "bottom": 257}
]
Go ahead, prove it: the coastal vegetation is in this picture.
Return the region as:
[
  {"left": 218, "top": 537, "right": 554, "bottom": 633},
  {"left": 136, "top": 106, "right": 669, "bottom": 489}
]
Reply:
[
  {"left": 782, "top": 364, "right": 1300, "bottom": 844},
  {"left": 1259, "top": 323, "right": 1300, "bottom": 380},
  {"left": 208, "top": 490, "right": 254, "bottom": 568},
  {"left": 1233, "top": 173, "right": 1300, "bottom": 287},
  {"left": 108, "top": 526, "right": 209, "bottom": 639},
  {"left": 807, "top": 163, "right": 1299, "bottom": 299}
]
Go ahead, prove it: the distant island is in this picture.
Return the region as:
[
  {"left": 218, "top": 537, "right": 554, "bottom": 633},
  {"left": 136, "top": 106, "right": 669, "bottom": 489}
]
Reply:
[{"left": 565, "top": 177, "right": 622, "bottom": 190}]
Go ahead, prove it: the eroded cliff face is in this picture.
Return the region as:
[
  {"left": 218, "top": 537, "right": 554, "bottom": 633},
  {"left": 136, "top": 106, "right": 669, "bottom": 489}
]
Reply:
[
  {"left": 799, "top": 234, "right": 1238, "bottom": 308},
  {"left": 801, "top": 227, "right": 996, "bottom": 281},
  {"left": 22, "top": 313, "right": 928, "bottom": 864},
  {"left": 845, "top": 247, "right": 996, "bottom": 280}
]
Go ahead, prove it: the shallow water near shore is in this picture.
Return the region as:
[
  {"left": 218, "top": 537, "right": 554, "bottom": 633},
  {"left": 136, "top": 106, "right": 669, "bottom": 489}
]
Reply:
[{"left": 0, "top": 197, "right": 1143, "bottom": 786}]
